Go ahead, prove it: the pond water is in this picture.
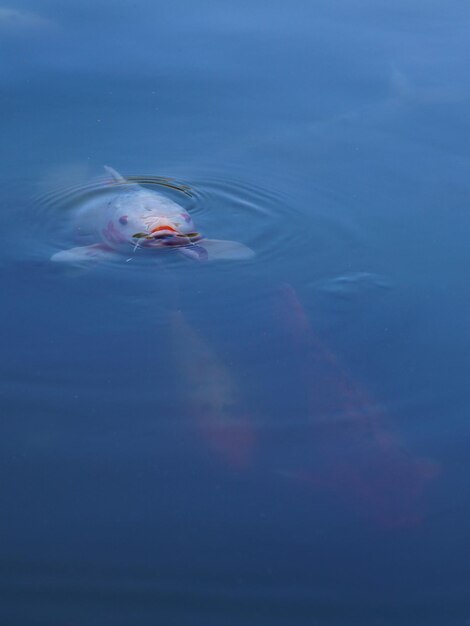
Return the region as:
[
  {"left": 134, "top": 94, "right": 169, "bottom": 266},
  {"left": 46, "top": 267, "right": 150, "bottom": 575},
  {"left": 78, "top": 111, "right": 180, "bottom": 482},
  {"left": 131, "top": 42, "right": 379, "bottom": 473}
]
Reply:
[{"left": 1, "top": 1, "right": 470, "bottom": 624}]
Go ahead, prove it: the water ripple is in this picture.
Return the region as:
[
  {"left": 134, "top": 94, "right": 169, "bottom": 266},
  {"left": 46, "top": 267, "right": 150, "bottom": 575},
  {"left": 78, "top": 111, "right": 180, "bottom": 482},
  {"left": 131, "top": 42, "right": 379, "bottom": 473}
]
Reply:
[{"left": 2, "top": 169, "right": 361, "bottom": 292}]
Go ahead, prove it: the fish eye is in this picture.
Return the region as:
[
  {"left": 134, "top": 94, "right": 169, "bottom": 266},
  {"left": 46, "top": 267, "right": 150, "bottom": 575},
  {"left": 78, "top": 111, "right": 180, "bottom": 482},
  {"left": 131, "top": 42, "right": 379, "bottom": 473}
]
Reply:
[{"left": 119, "top": 215, "right": 128, "bottom": 225}]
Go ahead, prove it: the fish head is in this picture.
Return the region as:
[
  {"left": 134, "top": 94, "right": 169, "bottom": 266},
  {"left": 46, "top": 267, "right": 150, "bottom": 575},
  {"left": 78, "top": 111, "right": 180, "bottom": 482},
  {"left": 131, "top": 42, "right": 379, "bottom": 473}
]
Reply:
[{"left": 108, "top": 193, "right": 201, "bottom": 248}]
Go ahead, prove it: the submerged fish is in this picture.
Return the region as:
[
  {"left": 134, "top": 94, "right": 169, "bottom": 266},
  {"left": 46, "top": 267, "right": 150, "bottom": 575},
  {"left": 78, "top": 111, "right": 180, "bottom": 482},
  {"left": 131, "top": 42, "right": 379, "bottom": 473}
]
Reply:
[
  {"left": 51, "top": 166, "right": 255, "bottom": 264},
  {"left": 276, "top": 284, "right": 439, "bottom": 528},
  {"left": 171, "top": 310, "right": 255, "bottom": 468}
]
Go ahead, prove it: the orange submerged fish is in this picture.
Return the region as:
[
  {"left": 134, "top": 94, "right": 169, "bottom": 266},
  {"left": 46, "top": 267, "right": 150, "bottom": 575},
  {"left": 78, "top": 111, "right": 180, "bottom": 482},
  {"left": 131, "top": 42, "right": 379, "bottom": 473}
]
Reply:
[{"left": 277, "top": 284, "right": 439, "bottom": 528}]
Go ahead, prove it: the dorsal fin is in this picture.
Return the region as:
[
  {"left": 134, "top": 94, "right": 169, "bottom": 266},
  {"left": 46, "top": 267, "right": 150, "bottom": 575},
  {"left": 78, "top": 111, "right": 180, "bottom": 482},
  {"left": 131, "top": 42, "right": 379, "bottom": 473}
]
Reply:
[{"left": 104, "top": 165, "right": 128, "bottom": 185}]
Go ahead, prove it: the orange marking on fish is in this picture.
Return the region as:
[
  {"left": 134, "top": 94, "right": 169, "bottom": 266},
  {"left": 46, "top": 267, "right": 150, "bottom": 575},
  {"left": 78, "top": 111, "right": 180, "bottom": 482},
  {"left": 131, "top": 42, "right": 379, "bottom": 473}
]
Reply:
[{"left": 150, "top": 225, "right": 178, "bottom": 234}]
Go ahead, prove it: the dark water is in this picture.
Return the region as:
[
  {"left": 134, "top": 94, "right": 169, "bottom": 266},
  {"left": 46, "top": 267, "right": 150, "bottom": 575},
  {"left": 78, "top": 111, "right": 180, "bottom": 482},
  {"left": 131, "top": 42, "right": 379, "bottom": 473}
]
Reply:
[{"left": 2, "top": 1, "right": 470, "bottom": 624}]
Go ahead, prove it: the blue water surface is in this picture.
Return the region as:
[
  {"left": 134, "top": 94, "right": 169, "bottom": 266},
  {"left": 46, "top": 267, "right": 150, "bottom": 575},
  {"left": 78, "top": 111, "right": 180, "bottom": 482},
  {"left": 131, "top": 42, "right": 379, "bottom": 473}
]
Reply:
[{"left": 1, "top": 1, "right": 470, "bottom": 624}]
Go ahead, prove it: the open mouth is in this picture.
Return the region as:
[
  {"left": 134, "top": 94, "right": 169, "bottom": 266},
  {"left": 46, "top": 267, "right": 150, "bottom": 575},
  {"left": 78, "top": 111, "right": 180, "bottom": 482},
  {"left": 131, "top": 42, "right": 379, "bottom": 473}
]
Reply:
[{"left": 132, "top": 230, "right": 202, "bottom": 245}]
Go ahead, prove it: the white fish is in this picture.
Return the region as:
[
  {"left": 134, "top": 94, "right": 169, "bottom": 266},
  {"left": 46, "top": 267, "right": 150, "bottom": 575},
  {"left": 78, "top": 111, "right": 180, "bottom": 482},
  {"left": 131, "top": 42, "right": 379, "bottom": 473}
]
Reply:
[{"left": 51, "top": 166, "right": 255, "bottom": 264}]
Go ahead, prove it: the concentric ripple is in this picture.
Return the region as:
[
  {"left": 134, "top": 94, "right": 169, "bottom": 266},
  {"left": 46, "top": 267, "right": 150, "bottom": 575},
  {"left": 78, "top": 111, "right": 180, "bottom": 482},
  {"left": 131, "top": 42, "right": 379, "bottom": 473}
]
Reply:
[{"left": 1, "top": 169, "right": 362, "bottom": 283}]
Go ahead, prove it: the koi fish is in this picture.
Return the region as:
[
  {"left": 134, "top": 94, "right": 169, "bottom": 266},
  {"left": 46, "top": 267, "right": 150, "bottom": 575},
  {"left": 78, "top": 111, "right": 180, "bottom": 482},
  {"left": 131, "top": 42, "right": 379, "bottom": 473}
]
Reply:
[
  {"left": 277, "top": 284, "right": 439, "bottom": 528},
  {"left": 51, "top": 166, "right": 254, "bottom": 264},
  {"left": 170, "top": 310, "right": 255, "bottom": 468}
]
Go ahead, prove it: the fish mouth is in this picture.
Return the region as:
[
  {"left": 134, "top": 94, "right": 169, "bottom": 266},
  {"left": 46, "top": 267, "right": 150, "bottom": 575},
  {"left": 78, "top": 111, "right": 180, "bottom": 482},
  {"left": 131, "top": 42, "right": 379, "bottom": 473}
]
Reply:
[
  {"left": 132, "top": 231, "right": 202, "bottom": 246},
  {"left": 150, "top": 225, "right": 179, "bottom": 236}
]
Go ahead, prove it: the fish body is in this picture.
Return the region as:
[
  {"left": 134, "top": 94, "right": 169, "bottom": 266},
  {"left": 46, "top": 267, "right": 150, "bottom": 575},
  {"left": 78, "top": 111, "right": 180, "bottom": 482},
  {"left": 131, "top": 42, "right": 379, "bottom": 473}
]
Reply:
[
  {"left": 51, "top": 166, "right": 254, "bottom": 264},
  {"left": 171, "top": 310, "right": 255, "bottom": 468},
  {"left": 276, "top": 284, "right": 438, "bottom": 528}
]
